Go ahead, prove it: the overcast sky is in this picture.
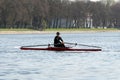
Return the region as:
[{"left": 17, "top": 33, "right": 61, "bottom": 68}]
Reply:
[
  {"left": 91, "top": 0, "right": 100, "bottom": 2},
  {"left": 70, "top": 0, "right": 119, "bottom": 2},
  {"left": 70, "top": 0, "right": 100, "bottom": 2},
  {"left": 91, "top": 0, "right": 119, "bottom": 2}
]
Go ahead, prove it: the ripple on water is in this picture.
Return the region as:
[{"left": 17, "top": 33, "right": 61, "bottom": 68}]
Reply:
[{"left": 0, "top": 33, "right": 120, "bottom": 80}]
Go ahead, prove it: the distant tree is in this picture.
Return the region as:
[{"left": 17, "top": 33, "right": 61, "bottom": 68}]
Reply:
[
  {"left": 0, "top": 0, "right": 119, "bottom": 30},
  {"left": 111, "top": 3, "right": 120, "bottom": 28},
  {"left": 86, "top": 2, "right": 109, "bottom": 28}
]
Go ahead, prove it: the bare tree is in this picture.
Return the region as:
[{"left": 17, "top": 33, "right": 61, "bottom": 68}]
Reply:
[{"left": 0, "top": 0, "right": 119, "bottom": 30}]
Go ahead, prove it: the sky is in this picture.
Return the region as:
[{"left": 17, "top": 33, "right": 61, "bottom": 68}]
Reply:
[
  {"left": 71, "top": 0, "right": 100, "bottom": 2},
  {"left": 70, "top": 0, "right": 100, "bottom": 2},
  {"left": 70, "top": 0, "right": 119, "bottom": 2},
  {"left": 91, "top": 0, "right": 100, "bottom": 2},
  {"left": 91, "top": 0, "right": 119, "bottom": 2}
]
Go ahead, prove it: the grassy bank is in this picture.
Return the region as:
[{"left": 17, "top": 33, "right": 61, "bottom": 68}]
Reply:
[
  {"left": 0, "top": 28, "right": 119, "bottom": 31},
  {"left": 0, "top": 28, "right": 120, "bottom": 34}
]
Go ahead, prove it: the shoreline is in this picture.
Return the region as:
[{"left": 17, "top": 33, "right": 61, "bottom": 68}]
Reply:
[{"left": 0, "top": 30, "right": 120, "bottom": 34}]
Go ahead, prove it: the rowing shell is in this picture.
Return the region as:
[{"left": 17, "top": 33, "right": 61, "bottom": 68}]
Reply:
[{"left": 20, "top": 46, "right": 101, "bottom": 51}]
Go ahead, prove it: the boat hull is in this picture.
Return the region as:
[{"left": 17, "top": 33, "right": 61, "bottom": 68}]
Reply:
[{"left": 20, "top": 47, "right": 101, "bottom": 51}]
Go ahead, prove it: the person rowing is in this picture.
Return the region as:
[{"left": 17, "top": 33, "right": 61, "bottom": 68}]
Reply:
[{"left": 54, "top": 32, "right": 65, "bottom": 48}]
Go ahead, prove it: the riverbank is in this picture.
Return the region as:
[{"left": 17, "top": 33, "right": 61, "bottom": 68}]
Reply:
[{"left": 0, "top": 28, "right": 120, "bottom": 34}]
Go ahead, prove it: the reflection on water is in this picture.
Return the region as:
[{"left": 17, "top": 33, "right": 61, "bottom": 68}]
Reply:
[{"left": 0, "top": 32, "right": 120, "bottom": 80}]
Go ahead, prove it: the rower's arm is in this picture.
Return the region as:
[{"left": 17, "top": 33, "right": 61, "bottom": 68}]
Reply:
[{"left": 60, "top": 37, "right": 64, "bottom": 43}]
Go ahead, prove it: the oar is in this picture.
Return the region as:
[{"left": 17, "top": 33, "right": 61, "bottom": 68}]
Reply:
[
  {"left": 64, "top": 42, "right": 77, "bottom": 48},
  {"left": 77, "top": 43, "right": 101, "bottom": 48},
  {"left": 21, "top": 43, "right": 65, "bottom": 48},
  {"left": 65, "top": 42, "right": 101, "bottom": 48},
  {"left": 65, "top": 42, "right": 77, "bottom": 45},
  {"left": 21, "top": 44, "right": 50, "bottom": 47}
]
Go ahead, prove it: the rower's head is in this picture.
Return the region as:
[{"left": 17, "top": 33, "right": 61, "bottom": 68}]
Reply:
[{"left": 56, "top": 32, "right": 60, "bottom": 36}]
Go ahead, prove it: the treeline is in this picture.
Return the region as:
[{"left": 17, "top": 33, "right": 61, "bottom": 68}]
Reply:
[{"left": 0, "top": 0, "right": 120, "bottom": 30}]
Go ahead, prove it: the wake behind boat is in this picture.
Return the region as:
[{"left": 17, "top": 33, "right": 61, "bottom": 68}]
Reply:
[{"left": 20, "top": 43, "right": 102, "bottom": 52}]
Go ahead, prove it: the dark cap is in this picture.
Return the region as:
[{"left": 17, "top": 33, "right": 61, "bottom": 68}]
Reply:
[{"left": 56, "top": 32, "right": 60, "bottom": 35}]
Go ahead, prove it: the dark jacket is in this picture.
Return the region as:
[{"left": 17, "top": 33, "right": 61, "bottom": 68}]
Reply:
[{"left": 54, "top": 36, "right": 65, "bottom": 47}]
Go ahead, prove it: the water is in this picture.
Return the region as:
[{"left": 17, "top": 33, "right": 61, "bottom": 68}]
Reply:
[{"left": 0, "top": 32, "right": 120, "bottom": 80}]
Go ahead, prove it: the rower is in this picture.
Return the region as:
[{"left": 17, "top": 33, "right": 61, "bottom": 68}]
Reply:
[{"left": 54, "top": 32, "right": 65, "bottom": 48}]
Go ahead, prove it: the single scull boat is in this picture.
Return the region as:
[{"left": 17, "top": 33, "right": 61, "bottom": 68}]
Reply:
[
  {"left": 20, "top": 43, "right": 102, "bottom": 51},
  {"left": 20, "top": 46, "right": 101, "bottom": 51}
]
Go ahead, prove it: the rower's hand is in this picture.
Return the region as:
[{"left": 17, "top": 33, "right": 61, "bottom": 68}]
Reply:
[
  {"left": 61, "top": 42, "right": 64, "bottom": 44},
  {"left": 75, "top": 43, "right": 77, "bottom": 45}
]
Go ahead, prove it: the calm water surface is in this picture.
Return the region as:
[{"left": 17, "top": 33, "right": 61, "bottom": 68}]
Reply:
[{"left": 0, "top": 32, "right": 120, "bottom": 80}]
